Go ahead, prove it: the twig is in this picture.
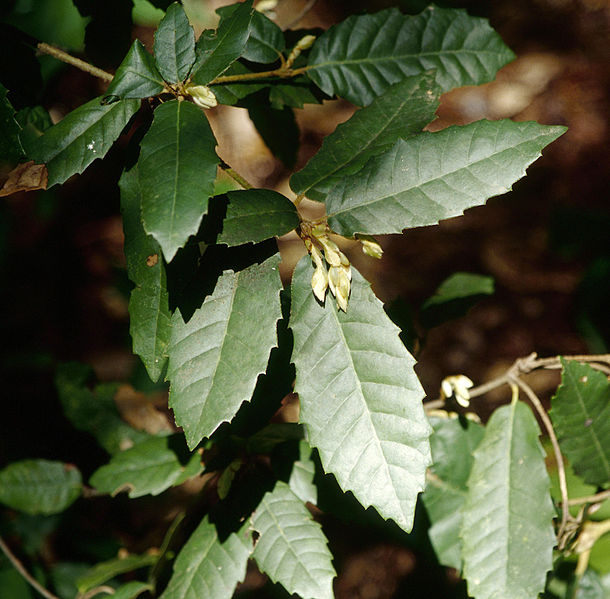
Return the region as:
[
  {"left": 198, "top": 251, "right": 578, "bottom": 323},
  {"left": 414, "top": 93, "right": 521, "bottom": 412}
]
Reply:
[
  {"left": 37, "top": 43, "right": 113, "bottom": 82},
  {"left": 509, "top": 375, "right": 571, "bottom": 545},
  {"left": 567, "top": 488, "right": 610, "bottom": 507},
  {"left": 0, "top": 536, "right": 60, "bottom": 599},
  {"left": 210, "top": 65, "right": 308, "bottom": 85},
  {"left": 283, "top": 0, "right": 318, "bottom": 30},
  {"left": 219, "top": 161, "right": 254, "bottom": 190},
  {"left": 79, "top": 586, "right": 116, "bottom": 599}
]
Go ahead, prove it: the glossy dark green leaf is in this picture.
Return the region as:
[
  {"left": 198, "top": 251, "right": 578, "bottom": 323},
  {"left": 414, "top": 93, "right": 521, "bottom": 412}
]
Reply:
[
  {"left": 209, "top": 61, "right": 267, "bottom": 105},
  {"left": 421, "top": 416, "right": 484, "bottom": 570},
  {"left": 461, "top": 401, "right": 556, "bottom": 599},
  {"left": 0, "top": 83, "right": 25, "bottom": 164},
  {"left": 120, "top": 167, "right": 171, "bottom": 382},
  {"left": 325, "top": 120, "right": 567, "bottom": 237},
  {"left": 307, "top": 7, "right": 515, "bottom": 106},
  {"left": 291, "top": 257, "right": 431, "bottom": 531},
  {"left": 288, "top": 440, "right": 317, "bottom": 505},
  {"left": 159, "top": 517, "right": 250, "bottom": 599},
  {"left": 167, "top": 254, "right": 283, "bottom": 449},
  {"left": 89, "top": 434, "right": 202, "bottom": 498},
  {"left": 0, "top": 460, "right": 82, "bottom": 515},
  {"left": 218, "top": 189, "right": 299, "bottom": 246},
  {"left": 550, "top": 359, "right": 610, "bottom": 486},
  {"left": 251, "top": 481, "right": 335, "bottom": 599},
  {"left": 248, "top": 103, "right": 298, "bottom": 168},
  {"left": 217, "top": 4, "right": 285, "bottom": 64},
  {"left": 15, "top": 105, "right": 52, "bottom": 156},
  {"left": 190, "top": 0, "right": 254, "bottom": 85},
  {"left": 138, "top": 99, "right": 218, "bottom": 260},
  {"left": 105, "top": 40, "right": 165, "bottom": 100},
  {"left": 31, "top": 96, "right": 139, "bottom": 187},
  {"left": 55, "top": 362, "right": 149, "bottom": 454},
  {"left": 154, "top": 2, "right": 196, "bottom": 83},
  {"left": 268, "top": 77, "right": 325, "bottom": 109},
  {"left": 245, "top": 423, "right": 304, "bottom": 454},
  {"left": 77, "top": 556, "right": 157, "bottom": 593},
  {"left": 290, "top": 72, "right": 440, "bottom": 202}
]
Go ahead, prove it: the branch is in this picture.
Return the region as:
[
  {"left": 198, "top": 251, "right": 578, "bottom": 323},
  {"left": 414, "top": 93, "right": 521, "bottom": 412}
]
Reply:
[
  {"left": 567, "top": 488, "right": 610, "bottom": 507},
  {"left": 219, "top": 161, "right": 254, "bottom": 190},
  {"left": 0, "top": 536, "right": 60, "bottom": 599},
  {"left": 210, "top": 65, "right": 308, "bottom": 85},
  {"left": 37, "top": 43, "right": 113, "bottom": 82}
]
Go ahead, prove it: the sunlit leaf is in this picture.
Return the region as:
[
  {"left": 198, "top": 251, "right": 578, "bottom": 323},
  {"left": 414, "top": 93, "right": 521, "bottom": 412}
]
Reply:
[
  {"left": 288, "top": 440, "right": 318, "bottom": 505},
  {"left": 154, "top": 2, "right": 196, "bottom": 83},
  {"left": 291, "top": 256, "right": 431, "bottom": 531}
]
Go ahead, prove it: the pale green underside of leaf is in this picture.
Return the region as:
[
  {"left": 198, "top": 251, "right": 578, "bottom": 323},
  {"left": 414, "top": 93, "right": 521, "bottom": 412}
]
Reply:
[
  {"left": 139, "top": 99, "right": 218, "bottom": 261},
  {"left": 306, "top": 6, "right": 515, "bottom": 106},
  {"left": 89, "top": 435, "right": 203, "bottom": 498},
  {"left": 290, "top": 71, "right": 441, "bottom": 202},
  {"left": 252, "top": 481, "right": 335, "bottom": 599},
  {"left": 291, "top": 257, "right": 431, "bottom": 531},
  {"left": 325, "top": 119, "right": 567, "bottom": 237},
  {"left": 32, "top": 96, "right": 139, "bottom": 187},
  {"left": 77, "top": 556, "right": 157, "bottom": 593},
  {"left": 159, "top": 516, "right": 250, "bottom": 599},
  {"left": 167, "top": 254, "right": 283, "bottom": 449},
  {"left": 288, "top": 440, "right": 318, "bottom": 505},
  {"left": 550, "top": 359, "right": 610, "bottom": 486},
  {"left": 190, "top": 0, "right": 254, "bottom": 85},
  {"left": 120, "top": 167, "right": 171, "bottom": 382},
  {"left": 421, "top": 416, "right": 484, "bottom": 570},
  {"left": 154, "top": 2, "right": 196, "bottom": 83},
  {"left": 422, "top": 272, "right": 494, "bottom": 309},
  {"left": 218, "top": 188, "right": 300, "bottom": 246},
  {"left": 0, "top": 460, "right": 82, "bottom": 515},
  {"left": 461, "top": 401, "right": 556, "bottom": 599},
  {"left": 105, "top": 40, "right": 165, "bottom": 100}
]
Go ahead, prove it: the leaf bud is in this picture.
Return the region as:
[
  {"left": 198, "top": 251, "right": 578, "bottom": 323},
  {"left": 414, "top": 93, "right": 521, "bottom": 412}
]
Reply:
[
  {"left": 311, "top": 264, "right": 329, "bottom": 302},
  {"left": 295, "top": 35, "right": 316, "bottom": 52},
  {"left": 185, "top": 84, "right": 217, "bottom": 109},
  {"left": 357, "top": 234, "right": 383, "bottom": 259}
]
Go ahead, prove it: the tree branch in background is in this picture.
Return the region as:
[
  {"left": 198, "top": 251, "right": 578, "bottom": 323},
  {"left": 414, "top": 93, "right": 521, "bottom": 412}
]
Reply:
[{"left": 37, "top": 43, "right": 113, "bottom": 82}]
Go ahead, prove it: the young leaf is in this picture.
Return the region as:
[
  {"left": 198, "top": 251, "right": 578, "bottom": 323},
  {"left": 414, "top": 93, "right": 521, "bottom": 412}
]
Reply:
[
  {"left": 217, "top": 4, "right": 285, "bottom": 64},
  {"left": 77, "top": 556, "right": 157, "bottom": 594},
  {"left": 290, "top": 72, "right": 441, "bottom": 202},
  {"left": 421, "top": 416, "right": 484, "bottom": 570},
  {"left": 159, "top": 516, "right": 250, "bottom": 599},
  {"left": 290, "top": 256, "right": 432, "bottom": 532},
  {"left": 55, "top": 362, "right": 150, "bottom": 454},
  {"left": 31, "top": 96, "right": 139, "bottom": 187},
  {"left": 190, "top": 0, "right": 254, "bottom": 86},
  {"left": 288, "top": 440, "right": 318, "bottom": 505},
  {"left": 0, "top": 83, "right": 25, "bottom": 164},
  {"left": 0, "top": 460, "right": 82, "bottom": 515},
  {"left": 461, "top": 401, "right": 556, "bottom": 599},
  {"left": 154, "top": 2, "right": 196, "bottom": 83},
  {"left": 138, "top": 99, "right": 218, "bottom": 261},
  {"left": 218, "top": 189, "right": 300, "bottom": 246},
  {"left": 89, "top": 434, "right": 202, "bottom": 498},
  {"left": 105, "top": 40, "right": 165, "bottom": 100},
  {"left": 120, "top": 167, "right": 172, "bottom": 383},
  {"left": 167, "top": 254, "right": 283, "bottom": 449},
  {"left": 550, "top": 359, "right": 610, "bottom": 486},
  {"left": 251, "top": 481, "right": 335, "bottom": 599},
  {"left": 325, "top": 120, "right": 567, "bottom": 237},
  {"left": 306, "top": 7, "right": 515, "bottom": 106}
]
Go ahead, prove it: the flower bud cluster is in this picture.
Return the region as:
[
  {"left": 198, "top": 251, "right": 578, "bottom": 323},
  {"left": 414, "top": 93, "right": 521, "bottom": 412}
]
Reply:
[
  {"left": 302, "top": 223, "right": 351, "bottom": 312},
  {"left": 185, "top": 84, "right": 218, "bottom": 109},
  {"left": 356, "top": 233, "right": 383, "bottom": 259}
]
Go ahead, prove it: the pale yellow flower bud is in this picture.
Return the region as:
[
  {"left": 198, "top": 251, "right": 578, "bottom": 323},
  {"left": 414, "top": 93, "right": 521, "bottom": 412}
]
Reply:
[
  {"left": 357, "top": 234, "right": 383, "bottom": 259},
  {"left": 440, "top": 375, "right": 474, "bottom": 408},
  {"left": 294, "top": 34, "right": 316, "bottom": 52},
  {"left": 311, "top": 264, "right": 328, "bottom": 302},
  {"left": 335, "top": 267, "right": 351, "bottom": 312},
  {"left": 318, "top": 237, "right": 342, "bottom": 266},
  {"left": 256, "top": 0, "right": 278, "bottom": 12},
  {"left": 327, "top": 264, "right": 339, "bottom": 297},
  {"left": 185, "top": 84, "right": 217, "bottom": 109}
]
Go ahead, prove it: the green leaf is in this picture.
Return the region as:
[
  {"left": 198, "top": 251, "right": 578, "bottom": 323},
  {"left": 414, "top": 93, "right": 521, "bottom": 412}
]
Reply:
[
  {"left": 15, "top": 106, "right": 53, "bottom": 156},
  {"left": 31, "top": 96, "right": 139, "bottom": 187},
  {"left": 247, "top": 103, "right": 299, "bottom": 168},
  {"left": 159, "top": 516, "right": 250, "bottom": 599},
  {"left": 120, "top": 167, "right": 172, "bottom": 382},
  {"left": 325, "top": 120, "right": 567, "bottom": 237},
  {"left": 0, "top": 460, "right": 82, "bottom": 515},
  {"left": 105, "top": 40, "right": 165, "bottom": 100},
  {"left": 461, "top": 401, "right": 556, "bottom": 599},
  {"left": 154, "top": 2, "right": 196, "bottom": 83},
  {"left": 89, "top": 434, "right": 202, "bottom": 498},
  {"left": 217, "top": 4, "right": 285, "bottom": 64},
  {"left": 290, "top": 256, "right": 431, "bottom": 531},
  {"left": 290, "top": 72, "right": 440, "bottom": 202},
  {"left": 306, "top": 6, "right": 515, "bottom": 106},
  {"left": 108, "top": 582, "right": 152, "bottom": 599},
  {"left": 190, "top": 0, "right": 254, "bottom": 86},
  {"left": 77, "top": 556, "right": 157, "bottom": 593},
  {"left": 550, "top": 359, "right": 610, "bottom": 486},
  {"left": 167, "top": 254, "right": 283, "bottom": 449},
  {"left": 288, "top": 440, "right": 318, "bottom": 505},
  {"left": 421, "top": 416, "right": 484, "bottom": 570},
  {"left": 138, "top": 99, "right": 218, "bottom": 260},
  {"left": 251, "top": 481, "right": 335, "bottom": 599},
  {"left": 0, "top": 566, "right": 33, "bottom": 599},
  {"left": 218, "top": 189, "right": 299, "bottom": 246},
  {"left": 55, "top": 362, "right": 150, "bottom": 454},
  {"left": 208, "top": 61, "right": 267, "bottom": 106},
  {"left": 0, "top": 83, "right": 25, "bottom": 164},
  {"left": 246, "top": 423, "right": 304, "bottom": 454}
]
